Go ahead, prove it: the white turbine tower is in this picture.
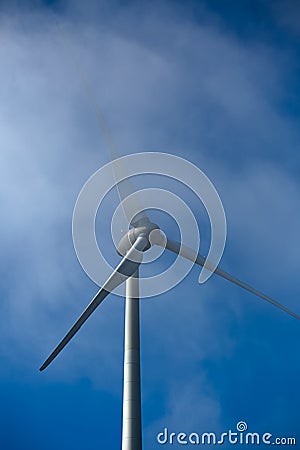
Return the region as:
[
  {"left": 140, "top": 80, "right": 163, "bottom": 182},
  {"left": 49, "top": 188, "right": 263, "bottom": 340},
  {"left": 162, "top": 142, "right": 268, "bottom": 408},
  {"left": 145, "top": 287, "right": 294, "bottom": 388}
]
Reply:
[{"left": 40, "top": 27, "right": 300, "bottom": 450}]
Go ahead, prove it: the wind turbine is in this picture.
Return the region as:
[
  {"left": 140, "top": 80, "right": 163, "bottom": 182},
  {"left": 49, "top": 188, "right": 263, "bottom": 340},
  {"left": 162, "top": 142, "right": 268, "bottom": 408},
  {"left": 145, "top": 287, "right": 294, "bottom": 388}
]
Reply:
[
  {"left": 40, "top": 27, "right": 300, "bottom": 450},
  {"left": 40, "top": 158, "right": 300, "bottom": 450}
]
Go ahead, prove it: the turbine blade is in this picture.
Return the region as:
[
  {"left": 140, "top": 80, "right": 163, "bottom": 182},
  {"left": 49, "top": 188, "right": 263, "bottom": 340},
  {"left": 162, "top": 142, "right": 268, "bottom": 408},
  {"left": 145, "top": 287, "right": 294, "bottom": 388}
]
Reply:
[
  {"left": 110, "top": 156, "right": 150, "bottom": 226},
  {"left": 164, "top": 238, "right": 300, "bottom": 321},
  {"left": 39, "top": 235, "right": 148, "bottom": 371},
  {"left": 55, "top": 21, "right": 148, "bottom": 226}
]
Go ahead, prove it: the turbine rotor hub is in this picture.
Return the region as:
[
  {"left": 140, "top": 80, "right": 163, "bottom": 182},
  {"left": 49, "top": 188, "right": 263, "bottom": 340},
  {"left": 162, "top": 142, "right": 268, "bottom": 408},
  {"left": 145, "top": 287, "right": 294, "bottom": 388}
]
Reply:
[{"left": 117, "top": 221, "right": 162, "bottom": 256}]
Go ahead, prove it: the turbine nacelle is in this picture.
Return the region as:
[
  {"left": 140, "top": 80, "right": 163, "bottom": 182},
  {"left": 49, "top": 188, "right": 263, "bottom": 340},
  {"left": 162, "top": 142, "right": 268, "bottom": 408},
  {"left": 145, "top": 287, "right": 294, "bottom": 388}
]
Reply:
[{"left": 117, "top": 220, "right": 166, "bottom": 257}]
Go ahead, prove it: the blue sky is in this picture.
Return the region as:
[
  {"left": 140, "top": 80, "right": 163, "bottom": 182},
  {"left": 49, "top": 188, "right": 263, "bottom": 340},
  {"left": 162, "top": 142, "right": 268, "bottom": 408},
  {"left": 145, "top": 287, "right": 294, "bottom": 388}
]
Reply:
[{"left": 1, "top": 0, "right": 300, "bottom": 448}]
